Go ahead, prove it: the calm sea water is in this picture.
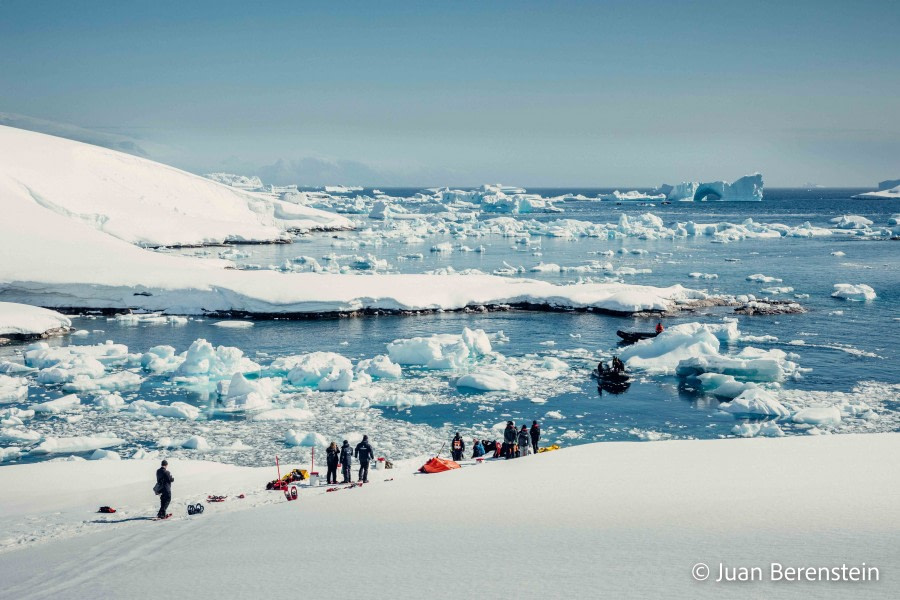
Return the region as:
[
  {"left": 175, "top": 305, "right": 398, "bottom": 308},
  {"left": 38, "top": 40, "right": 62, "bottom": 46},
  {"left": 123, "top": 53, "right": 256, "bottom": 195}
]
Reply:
[{"left": 3, "top": 189, "right": 898, "bottom": 465}]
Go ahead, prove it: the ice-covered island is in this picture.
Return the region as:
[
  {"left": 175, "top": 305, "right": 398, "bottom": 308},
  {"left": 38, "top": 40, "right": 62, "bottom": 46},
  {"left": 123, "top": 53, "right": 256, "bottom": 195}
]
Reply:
[
  {"left": 0, "top": 125, "right": 711, "bottom": 317},
  {"left": 852, "top": 178, "right": 900, "bottom": 199}
]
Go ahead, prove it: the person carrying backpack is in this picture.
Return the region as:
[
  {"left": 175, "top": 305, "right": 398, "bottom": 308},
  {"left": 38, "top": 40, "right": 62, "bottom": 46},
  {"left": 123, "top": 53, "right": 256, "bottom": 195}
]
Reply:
[
  {"left": 340, "top": 440, "right": 353, "bottom": 484},
  {"left": 450, "top": 432, "right": 465, "bottom": 461},
  {"left": 530, "top": 420, "right": 541, "bottom": 454},
  {"left": 503, "top": 421, "right": 518, "bottom": 459},
  {"left": 155, "top": 460, "right": 174, "bottom": 518},
  {"left": 517, "top": 425, "right": 531, "bottom": 457},
  {"left": 471, "top": 438, "right": 485, "bottom": 459},
  {"left": 326, "top": 441, "right": 340, "bottom": 485},
  {"left": 354, "top": 435, "right": 375, "bottom": 483}
]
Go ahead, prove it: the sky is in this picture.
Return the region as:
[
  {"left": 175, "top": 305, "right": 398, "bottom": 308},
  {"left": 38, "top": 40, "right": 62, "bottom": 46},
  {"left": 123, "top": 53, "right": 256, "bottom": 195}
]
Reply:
[{"left": 1, "top": 0, "right": 898, "bottom": 187}]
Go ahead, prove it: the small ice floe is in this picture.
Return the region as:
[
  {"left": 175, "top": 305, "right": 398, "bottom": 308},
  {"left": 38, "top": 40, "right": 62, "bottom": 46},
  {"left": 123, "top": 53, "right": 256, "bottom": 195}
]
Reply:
[
  {"left": 831, "top": 284, "right": 876, "bottom": 301},
  {"left": 688, "top": 272, "right": 718, "bottom": 279},
  {"left": 212, "top": 320, "right": 255, "bottom": 328},
  {"left": 746, "top": 274, "right": 782, "bottom": 283},
  {"left": 456, "top": 369, "right": 518, "bottom": 392},
  {"left": 29, "top": 433, "right": 123, "bottom": 455}
]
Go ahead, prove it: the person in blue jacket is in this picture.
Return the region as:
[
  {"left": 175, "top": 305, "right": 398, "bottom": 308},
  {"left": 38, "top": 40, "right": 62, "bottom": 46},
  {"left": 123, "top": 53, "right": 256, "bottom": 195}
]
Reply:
[{"left": 471, "top": 438, "right": 485, "bottom": 458}]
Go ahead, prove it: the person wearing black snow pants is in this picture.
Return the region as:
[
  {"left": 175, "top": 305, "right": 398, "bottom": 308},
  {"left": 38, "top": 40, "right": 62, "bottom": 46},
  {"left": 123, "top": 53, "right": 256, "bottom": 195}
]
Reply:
[
  {"left": 354, "top": 435, "right": 375, "bottom": 483},
  {"left": 450, "top": 432, "right": 465, "bottom": 462},
  {"left": 530, "top": 420, "right": 541, "bottom": 454},
  {"left": 340, "top": 440, "right": 353, "bottom": 484},
  {"left": 156, "top": 460, "right": 174, "bottom": 518},
  {"left": 325, "top": 441, "right": 340, "bottom": 485}
]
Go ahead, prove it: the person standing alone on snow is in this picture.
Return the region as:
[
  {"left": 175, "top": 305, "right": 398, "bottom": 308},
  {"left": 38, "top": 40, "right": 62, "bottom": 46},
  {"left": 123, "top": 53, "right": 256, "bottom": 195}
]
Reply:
[
  {"left": 517, "top": 425, "right": 531, "bottom": 457},
  {"left": 355, "top": 435, "right": 374, "bottom": 483},
  {"left": 155, "top": 460, "right": 174, "bottom": 518},
  {"left": 326, "top": 441, "right": 340, "bottom": 485},
  {"left": 450, "top": 432, "right": 465, "bottom": 461},
  {"left": 530, "top": 420, "right": 541, "bottom": 454},
  {"left": 340, "top": 440, "right": 353, "bottom": 484}
]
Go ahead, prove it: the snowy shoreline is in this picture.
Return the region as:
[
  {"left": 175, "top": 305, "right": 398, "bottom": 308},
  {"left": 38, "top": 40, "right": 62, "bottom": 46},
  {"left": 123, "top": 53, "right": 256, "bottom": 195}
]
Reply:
[{"left": 1, "top": 433, "right": 897, "bottom": 598}]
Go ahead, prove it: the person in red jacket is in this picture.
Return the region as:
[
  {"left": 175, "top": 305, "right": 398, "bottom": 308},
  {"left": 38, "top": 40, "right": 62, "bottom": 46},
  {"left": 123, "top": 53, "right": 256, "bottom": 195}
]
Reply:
[{"left": 655, "top": 322, "right": 664, "bottom": 334}]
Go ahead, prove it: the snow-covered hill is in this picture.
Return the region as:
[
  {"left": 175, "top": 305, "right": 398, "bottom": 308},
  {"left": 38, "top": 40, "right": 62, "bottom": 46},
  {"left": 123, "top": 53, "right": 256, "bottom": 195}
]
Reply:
[
  {"left": 0, "top": 125, "right": 707, "bottom": 316},
  {"left": 0, "top": 125, "right": 350, "bottom": 246},
  {"left": 0, "top": 434, "right": 896, "bottom": 599}
]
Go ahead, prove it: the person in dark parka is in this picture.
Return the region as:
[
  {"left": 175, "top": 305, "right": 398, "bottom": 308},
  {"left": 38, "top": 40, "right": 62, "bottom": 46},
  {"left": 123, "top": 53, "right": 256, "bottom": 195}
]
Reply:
[
  {"left": 503, "top": 421, "right": 518, "bottom": 459},
  {"left": 325, "top": 441, "right": 341, "bottom": 485},
  {"left": 450, "top": 432, "right": 465, "bottom": 461},
  {"left": 517, "top": 425, "right": 531, "bottom": 457},
  {"left": 155, "top": 460, "right": 174, "bottom": 518},
  {"left": 354, "top": 435, "right": 375, "bottom": 483},
  {"left": 530, "top": 420, "right": 541, "bottom": 454},
  {"left": 340, "top": 440, "right": 353, "bottom": 484}
]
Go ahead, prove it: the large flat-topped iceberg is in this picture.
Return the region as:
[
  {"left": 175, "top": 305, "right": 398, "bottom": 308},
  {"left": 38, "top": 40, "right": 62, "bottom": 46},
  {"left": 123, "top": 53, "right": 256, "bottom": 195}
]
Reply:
[
  {"left": 659, "top": 173, "right": 764, "bottom": 202},
  {"left": 0, "top": 125, "right": 351, "bottom": 247}
]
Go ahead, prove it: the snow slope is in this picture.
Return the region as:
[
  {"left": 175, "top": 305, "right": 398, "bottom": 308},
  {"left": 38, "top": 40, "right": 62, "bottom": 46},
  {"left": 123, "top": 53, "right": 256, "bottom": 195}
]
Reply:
[
  {"left": 0, "top": 434, "right": 896, "bottom": 599},
  {"left": 0, "top": 185, "right": 703, "bottom": 314},
  {"left": 0, "top": 302, "right": 71, "bottom": 337},
  {"left": 0, "top": 130, "right": 704, "bottom": 315},
  {"left": 0, "top": 125, "right": 350, "bottom": 247}
]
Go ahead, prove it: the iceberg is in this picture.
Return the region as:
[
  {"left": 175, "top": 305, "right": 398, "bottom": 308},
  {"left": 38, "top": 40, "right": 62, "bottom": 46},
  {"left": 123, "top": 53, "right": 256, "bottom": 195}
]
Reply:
[
  {"left": 659, "top": 173, "right": 764, "bottom": 202},
  {"left": 831, "top": 284, "right": 876, "bottom": 301}
]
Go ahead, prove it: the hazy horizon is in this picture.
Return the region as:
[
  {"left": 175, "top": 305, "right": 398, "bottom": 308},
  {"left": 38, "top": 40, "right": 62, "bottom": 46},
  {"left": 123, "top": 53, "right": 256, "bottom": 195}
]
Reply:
[{"left": 2, "top": 0, "right": 898, "bottom": 187}]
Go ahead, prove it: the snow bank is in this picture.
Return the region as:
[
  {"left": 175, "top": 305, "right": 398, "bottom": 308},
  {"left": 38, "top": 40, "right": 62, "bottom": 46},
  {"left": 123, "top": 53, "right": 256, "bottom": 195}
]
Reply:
[
  {"left": 831, "top": 284, "right": 876, "bottom": 301},
  {"left": 0, "top": 302, "right": 71, "bottom": 337},
  {"left": 0, "top": 435, "right": 897, "bottom": 599}
]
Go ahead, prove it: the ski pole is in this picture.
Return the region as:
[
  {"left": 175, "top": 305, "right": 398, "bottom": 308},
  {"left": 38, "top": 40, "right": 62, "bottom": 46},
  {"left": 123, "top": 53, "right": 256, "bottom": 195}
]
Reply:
[
  {"left": 435, "top": 442, "right": 445, "bottom": 459},
  {"left": 276, "top": 454, "right": 282, "bottom": 481}
]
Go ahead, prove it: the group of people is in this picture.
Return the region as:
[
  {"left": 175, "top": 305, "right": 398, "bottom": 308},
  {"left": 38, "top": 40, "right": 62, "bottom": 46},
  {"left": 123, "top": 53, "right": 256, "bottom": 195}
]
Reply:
[
  {"left": 450, "top": 420, "right": 541, "bottom": 462},
  {"left": 325, "top": 436, "right": 375, "bottom": 485}
]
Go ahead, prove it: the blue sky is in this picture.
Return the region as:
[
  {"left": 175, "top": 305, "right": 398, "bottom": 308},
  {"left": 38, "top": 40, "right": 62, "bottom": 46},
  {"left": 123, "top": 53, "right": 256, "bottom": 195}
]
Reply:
[{"left": 1, "top": 0, "right": 898, "bottom": 186}]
